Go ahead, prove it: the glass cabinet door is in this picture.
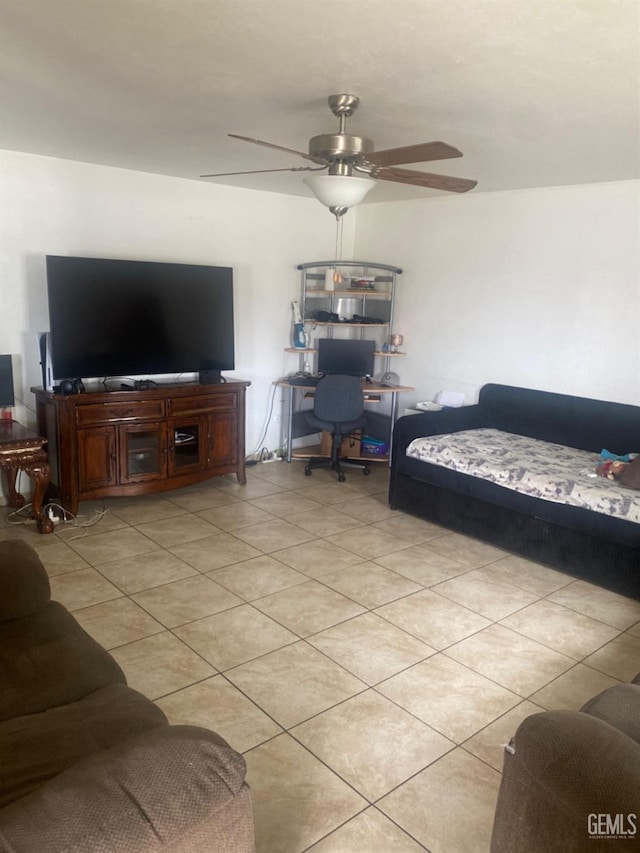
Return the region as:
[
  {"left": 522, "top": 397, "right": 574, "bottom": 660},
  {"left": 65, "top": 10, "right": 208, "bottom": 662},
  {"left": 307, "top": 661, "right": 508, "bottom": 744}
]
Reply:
[
  {"left": 169, "top": 417, "right": 206, "bottom": 475},
  {"left": 119, "top": 423, "right": 166, "bottom": 483}
]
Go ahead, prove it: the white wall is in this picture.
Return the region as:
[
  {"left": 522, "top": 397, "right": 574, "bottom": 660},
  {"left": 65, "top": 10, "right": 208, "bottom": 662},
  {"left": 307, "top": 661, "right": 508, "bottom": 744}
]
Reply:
[
  {"left": 0, "top": 149, "right": 354, "bottom": 459},
  {"left": 2, "top": 150, "right": 638, "bottom": 507},
  {"left": 355, "top": 181, "right": 640, "bottom": 407}
]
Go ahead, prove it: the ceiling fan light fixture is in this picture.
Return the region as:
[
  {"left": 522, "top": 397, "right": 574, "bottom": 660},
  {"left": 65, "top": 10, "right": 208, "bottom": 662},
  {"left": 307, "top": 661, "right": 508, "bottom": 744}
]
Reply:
[{"left": 303, "top": 174, "right": 376, "bottom": 211}]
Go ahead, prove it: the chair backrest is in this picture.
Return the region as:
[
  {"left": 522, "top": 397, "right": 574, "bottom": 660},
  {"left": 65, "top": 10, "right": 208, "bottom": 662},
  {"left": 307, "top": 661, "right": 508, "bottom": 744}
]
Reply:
[{"left": 314, "top": 375, "right": 365, "bottom": 423}]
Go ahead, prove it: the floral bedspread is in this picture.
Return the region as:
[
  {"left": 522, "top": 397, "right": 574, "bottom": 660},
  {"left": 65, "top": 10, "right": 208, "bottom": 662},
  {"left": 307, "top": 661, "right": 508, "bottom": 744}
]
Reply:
[{"left": 406, "top": 428, "right": 640, "bottom": 523}]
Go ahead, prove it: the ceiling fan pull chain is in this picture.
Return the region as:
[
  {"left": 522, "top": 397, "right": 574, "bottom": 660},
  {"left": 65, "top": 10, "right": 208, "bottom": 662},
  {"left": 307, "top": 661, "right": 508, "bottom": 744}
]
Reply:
[{"left": 333, "top": 215, "right": 344, "bottom": 284}]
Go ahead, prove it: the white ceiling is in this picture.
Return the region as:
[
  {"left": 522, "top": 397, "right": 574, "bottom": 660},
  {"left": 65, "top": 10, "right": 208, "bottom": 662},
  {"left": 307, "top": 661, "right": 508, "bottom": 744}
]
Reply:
[{"left": 1, "top": 0, "right": 639, "bottom": 204}]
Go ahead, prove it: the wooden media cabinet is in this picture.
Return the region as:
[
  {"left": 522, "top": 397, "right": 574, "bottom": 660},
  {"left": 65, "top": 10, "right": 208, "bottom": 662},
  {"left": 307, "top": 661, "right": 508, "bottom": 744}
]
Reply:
[{"left": 32, "top": 381, "right": 250, "bottom": 515}]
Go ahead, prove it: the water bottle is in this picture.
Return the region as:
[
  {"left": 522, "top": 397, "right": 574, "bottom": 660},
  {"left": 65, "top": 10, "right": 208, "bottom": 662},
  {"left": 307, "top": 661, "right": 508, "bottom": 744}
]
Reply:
[{"left": 293, "top": 323, "right": 307, "bottom": 349}]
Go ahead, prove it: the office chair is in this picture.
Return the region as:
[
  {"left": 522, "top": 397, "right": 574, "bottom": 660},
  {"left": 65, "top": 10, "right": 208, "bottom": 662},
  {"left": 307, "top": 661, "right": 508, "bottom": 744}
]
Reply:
[{"left": 304, "top": 374, "right": 369, "bottom": 482}]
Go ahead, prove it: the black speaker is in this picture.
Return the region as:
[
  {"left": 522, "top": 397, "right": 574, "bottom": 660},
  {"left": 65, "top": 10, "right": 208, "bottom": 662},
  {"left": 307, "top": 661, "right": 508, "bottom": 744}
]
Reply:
[
  {"left": 199, "top": 370, "right": 225, "bottom": 385},
  {"left": 0, "top": 354, "right": 15, "bottom": 407},
  {"left": 60, "top": 378, "right": 85, "bottom": 395},
  {"left": 38, "top": 332, "right": 54, "bottom": 391}
]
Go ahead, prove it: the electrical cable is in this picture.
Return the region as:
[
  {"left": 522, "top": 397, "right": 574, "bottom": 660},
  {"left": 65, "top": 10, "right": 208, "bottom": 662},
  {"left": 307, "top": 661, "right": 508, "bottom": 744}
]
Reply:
[
  {"left": 5, "top": 496, "right": 109, "bottom": 539},
  {"left": 247, "top": 307, "right": 318, "bottom": 464},
  {"left": 11, "top": 394, "right": 37, "bottom": 417},
  {"left": 6, "top": 503, "right": 34, "bottom": 524},
  {"left": 53, "top": 504, "right": 111, "bottom": 540},
  {"left": 246, "top": 381, "right": 279, "bottom": 459}
]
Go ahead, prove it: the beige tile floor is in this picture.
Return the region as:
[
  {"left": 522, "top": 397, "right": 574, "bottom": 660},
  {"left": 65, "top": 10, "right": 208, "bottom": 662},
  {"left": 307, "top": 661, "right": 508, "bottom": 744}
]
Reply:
[{"left": 4, "top": 461, "right": 640, "bottom": 852}]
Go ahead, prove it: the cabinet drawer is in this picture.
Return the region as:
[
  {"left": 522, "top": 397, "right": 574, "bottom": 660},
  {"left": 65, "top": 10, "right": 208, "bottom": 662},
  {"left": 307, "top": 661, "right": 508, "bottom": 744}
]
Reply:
[
  {"left": 168, "top": 393, "right": 237, "bottom": 416},
  {"left": 76, "top": 400, "right": 166, "bottom": 426}
]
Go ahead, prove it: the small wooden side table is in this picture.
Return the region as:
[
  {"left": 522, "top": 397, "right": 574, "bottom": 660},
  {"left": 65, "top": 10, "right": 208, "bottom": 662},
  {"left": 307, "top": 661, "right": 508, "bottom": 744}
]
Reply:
[{"left": 0, "top": 420, "right": 54, "bottom": 534}]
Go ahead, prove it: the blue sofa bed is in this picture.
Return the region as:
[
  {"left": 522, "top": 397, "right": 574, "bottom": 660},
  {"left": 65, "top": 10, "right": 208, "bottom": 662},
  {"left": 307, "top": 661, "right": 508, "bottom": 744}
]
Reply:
[{"left": 389, "top": 383, "right": 640, "bottom": 599}]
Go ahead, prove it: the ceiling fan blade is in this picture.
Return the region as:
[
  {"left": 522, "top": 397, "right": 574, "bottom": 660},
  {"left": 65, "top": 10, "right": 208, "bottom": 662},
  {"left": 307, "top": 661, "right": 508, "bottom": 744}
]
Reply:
[
  {"left": 367, "top": 141, "right": 463, "bottom": 168},
  {"left": 376, "top": 166, "right": 477, "bottom": 193},
  {"left": 200, "top": 165, "right": 322, "bottom": 178},
  {"left": 228, "top": 133, "right": 326, "bottom": 164}
]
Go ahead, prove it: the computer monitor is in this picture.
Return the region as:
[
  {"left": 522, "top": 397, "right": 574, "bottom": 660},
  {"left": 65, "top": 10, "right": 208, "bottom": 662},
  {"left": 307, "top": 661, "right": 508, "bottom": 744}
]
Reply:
[{"left": 317, "top": 338, "right": 376, "bottom": 378}]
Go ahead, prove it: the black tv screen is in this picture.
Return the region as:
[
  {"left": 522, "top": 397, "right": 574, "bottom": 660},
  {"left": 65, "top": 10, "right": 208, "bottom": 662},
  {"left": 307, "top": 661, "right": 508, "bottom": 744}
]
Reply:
[
  {"left": 317, "top": 338, "right": 376, "bottom": 378},
  {"left": 45, "top": 256, "right": 234, "bottom": 380}
]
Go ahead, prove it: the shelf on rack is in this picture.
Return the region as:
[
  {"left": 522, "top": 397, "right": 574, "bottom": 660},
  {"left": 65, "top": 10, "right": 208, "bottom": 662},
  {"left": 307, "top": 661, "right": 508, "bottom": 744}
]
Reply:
[
  {"left": 305, "top": 289, "right": 392, "bottom": 300},
  {"left": 308, "top": 321, "right": 390, "bottom": 328}
]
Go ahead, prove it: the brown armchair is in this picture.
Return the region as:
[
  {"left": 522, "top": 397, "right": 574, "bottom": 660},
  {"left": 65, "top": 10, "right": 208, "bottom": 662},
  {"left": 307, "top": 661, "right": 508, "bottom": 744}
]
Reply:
[{"left": 491, "top": 675, "right": 640, "bottom": 852}]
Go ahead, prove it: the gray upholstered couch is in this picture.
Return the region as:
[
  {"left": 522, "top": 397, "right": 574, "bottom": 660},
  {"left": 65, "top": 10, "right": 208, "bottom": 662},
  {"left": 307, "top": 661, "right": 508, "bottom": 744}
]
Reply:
[
  {"left": 0, "top": 539, "right": 254, "bottom": 852},
  {"left": 491, "top": 674, "right": 640, "bottom": 852}
]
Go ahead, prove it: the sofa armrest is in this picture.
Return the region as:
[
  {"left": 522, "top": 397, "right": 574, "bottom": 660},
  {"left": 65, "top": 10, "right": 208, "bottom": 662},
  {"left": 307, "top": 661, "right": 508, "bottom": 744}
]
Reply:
[
  {"left": 580, "top": 682, "right": 640, "bottom": 745},
  {"left": 0, "top": 540, "right": 50, "bottom": 622},
  {"left": 392, "top": 404, "right": 487, "bottom": 458},
  {"left": 491, "top": 710, "right": 640, "bottom": 853},
  {"left": 0, "top": 725, "right": 254, "bottom": 852}
]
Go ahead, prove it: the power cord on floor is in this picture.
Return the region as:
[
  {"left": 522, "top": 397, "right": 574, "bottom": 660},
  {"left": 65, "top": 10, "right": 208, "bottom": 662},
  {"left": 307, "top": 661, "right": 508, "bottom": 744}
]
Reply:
[
  {"left": 259, "top": 447, "right": 283, "bottom": 462},
  {"left": 6, "top": 503, "right": 36, "bottom": 525},
  {"left": 44, "top": 501, "right": 74, "bottom": 525},
  {"left": 4, "top": 500, "right": 110, "bottom": 540},
  {"left": 246, "top": 445, "right": 283, "bottom": 466},
  {"left": 51, "top": 502, "right": 111, "bottom": 540}
]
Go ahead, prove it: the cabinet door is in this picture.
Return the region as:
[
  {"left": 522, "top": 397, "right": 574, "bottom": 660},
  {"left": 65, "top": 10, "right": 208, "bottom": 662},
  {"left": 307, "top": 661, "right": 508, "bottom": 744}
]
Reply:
[
  {"left": 168, "top": 416, "right": 207, "bottom": 476},
  {"left": 207, "top": 412, "right": 238, "bottom": 468},
  {"left": 119, "top": 422, "right": 167, "bottom": 483},
  {"left": 77, "top": 426, "right": 117, "bottom": 491}
]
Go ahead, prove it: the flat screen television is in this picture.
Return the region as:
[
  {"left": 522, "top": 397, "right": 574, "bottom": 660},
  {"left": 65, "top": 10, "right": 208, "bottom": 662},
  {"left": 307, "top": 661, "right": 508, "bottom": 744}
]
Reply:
[
  {"left": 317, "top": 338, "right": 376, "bottom": 378},
  {"left": 45, "top": 255, "right": 234, "bottom": 381}
]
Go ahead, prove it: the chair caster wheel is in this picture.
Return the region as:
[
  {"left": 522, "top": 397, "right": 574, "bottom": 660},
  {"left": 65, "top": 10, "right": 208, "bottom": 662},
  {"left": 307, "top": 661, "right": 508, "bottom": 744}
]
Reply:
[
  {"left": 304, "top": 466, "right": 312, "bottom": 476},
  {"left": 338, "top": 473, "right": 346, "bottom": 482},
  {"left": 363, "top": 467, "right": 370, "bottom": 476}
]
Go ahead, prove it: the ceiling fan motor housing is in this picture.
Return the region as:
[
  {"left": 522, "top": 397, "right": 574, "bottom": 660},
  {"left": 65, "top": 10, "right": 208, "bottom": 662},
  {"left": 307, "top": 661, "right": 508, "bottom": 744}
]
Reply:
[
  {"left": 309, "top": 133, "right": 374, "bottom": 162},
  {"left": 310, "top": 94, "right": 374, "bottom": 165}
]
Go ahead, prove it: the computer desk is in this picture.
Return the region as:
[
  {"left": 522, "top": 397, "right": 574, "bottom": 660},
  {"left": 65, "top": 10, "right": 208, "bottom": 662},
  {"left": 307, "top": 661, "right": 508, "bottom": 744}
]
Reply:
[{"left": 275, "top": 379, "right": 414, "bottom": 464}]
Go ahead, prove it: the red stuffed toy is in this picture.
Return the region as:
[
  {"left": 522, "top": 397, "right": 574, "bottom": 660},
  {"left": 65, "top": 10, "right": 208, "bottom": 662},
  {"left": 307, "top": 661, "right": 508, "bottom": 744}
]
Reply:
[{"left": 596, "top": 459, "right": 628, "bottom": 480}]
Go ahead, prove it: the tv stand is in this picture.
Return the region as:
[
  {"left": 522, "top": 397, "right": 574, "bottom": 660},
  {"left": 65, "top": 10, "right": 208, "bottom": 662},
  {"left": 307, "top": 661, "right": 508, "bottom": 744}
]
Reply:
[{"left": 32, "top": 381, "right": 250, "bottom": 515}]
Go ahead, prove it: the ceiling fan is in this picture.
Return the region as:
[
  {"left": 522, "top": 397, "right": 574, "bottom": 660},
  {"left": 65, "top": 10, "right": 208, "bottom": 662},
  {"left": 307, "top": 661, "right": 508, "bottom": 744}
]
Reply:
[{"left": 201, "top": 94, "right": 477, "bottom": 217}]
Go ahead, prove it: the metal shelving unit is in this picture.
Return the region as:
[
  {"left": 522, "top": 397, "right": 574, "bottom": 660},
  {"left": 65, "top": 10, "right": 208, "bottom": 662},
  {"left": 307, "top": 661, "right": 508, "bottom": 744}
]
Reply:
[
  {"left": 295, "top": 260, "right": 404, "bottom": 376},
  {"left": 279, "top": 260, "right": 408, "bottom": 464}
]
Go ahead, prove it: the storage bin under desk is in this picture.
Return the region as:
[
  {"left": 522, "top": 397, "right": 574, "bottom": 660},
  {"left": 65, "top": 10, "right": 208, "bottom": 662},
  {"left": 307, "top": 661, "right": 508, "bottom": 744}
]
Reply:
[{"left": 320, "top": 429, "right": 362, "bottom": 458}]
